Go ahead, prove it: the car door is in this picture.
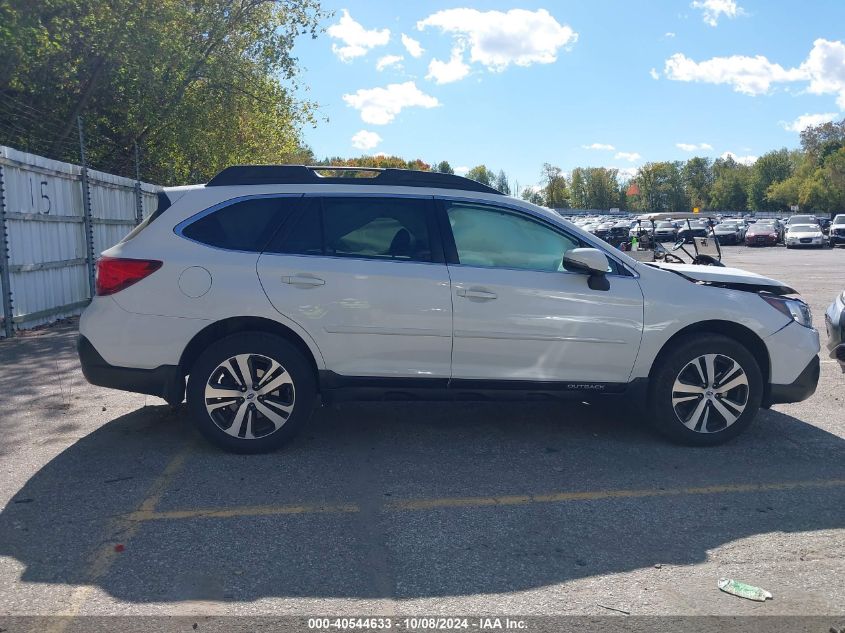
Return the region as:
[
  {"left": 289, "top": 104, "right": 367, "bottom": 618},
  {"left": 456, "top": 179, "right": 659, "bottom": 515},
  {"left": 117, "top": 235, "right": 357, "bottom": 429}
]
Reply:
[
  {"left": 257, "top": 195, "right": 453, "bottom": 380},
  {"left": 441, "top": 200, "right": 644, "bottom": 385}
]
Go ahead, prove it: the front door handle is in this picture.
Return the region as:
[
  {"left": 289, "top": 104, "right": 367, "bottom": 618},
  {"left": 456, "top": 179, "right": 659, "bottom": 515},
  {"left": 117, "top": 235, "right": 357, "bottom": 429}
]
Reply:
[
  {"left": 456, "top": 287, "right": 497, "bottom": 300},
  {"left": 282, "top": 275, "right": 325, "bottom": 287}
]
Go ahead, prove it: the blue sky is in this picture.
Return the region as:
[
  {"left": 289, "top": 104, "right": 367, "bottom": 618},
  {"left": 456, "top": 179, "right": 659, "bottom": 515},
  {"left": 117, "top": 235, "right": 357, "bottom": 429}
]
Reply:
[{"left": 294, "top": 1, "right": 845, "bottom": 188}]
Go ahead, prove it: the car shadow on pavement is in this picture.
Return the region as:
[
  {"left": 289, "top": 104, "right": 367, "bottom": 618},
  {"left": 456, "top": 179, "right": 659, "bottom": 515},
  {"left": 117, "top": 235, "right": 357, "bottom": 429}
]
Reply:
[{"left": 1, "top": 396, "right": 845, "bottom": 603}]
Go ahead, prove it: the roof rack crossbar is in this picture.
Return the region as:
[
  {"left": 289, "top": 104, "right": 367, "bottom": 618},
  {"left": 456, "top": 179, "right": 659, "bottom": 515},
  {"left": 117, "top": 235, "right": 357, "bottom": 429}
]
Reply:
[{"left": 205, "top": 165, "right": 502, "bottom": 195}]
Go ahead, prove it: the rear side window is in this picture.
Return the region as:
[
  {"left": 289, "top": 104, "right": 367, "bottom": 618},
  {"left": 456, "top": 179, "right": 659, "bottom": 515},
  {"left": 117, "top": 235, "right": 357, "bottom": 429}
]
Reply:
[
  {"left": 271, "top": 197, "right": 433, "bottom": 263},
  {"left": 181, "top": 196, "right": 299, "bottom": 252}
]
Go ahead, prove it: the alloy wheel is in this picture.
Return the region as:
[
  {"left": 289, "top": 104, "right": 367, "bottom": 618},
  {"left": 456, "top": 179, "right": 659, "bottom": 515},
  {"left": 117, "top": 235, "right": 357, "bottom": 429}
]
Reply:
[
  {"left": 671, "top": 353, "right": 749, "bottom": 433},
  {"left": 204, "top": 353, "right": 295, "bottom": 440}
]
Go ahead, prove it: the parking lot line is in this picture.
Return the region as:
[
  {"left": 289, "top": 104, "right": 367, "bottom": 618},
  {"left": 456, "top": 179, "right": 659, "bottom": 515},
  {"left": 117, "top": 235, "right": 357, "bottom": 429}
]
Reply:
[
  {"left": 130, "top": 501, "right": 360, "bottom": 522},
  {"left": 46, "top": 440, "right": 196, "bottom": 630},
  {"left": 121, "top": 478, "right": 845, "bottom": 523}
]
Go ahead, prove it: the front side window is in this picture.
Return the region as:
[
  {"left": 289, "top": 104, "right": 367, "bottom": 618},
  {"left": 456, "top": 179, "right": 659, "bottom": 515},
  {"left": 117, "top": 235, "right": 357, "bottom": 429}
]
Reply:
[
  {"left": 446, "top": 203, "right": 583, "bottom": 272},
  {"left": 181, "top": 196, "right": 299, "bottom": 252}
]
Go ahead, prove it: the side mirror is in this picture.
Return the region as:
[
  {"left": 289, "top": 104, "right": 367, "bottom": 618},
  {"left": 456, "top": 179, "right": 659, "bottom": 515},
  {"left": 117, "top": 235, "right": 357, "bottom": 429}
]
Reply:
[{"left": 562, "top": 248, "right": 610, "bottom": 291}]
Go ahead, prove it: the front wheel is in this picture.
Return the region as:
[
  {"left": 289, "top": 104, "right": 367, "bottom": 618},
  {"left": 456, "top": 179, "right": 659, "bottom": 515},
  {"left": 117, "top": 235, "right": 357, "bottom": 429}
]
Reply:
[
  {"left": 648, "top": 334, "right": 762, "bottom": 446},
  {"left": 186, "top": 332, "right": 317, "bottom": 453}
]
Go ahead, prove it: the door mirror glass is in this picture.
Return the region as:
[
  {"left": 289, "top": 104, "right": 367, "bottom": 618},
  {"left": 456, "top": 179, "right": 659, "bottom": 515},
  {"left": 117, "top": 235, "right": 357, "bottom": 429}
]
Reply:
[{"left": 562, "top": 248, "right": 609, "bottom": 275}]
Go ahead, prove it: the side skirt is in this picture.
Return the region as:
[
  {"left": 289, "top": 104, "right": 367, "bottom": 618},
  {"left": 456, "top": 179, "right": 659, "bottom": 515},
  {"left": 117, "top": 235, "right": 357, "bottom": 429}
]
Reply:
[{"left": 318, "top": 371, "right": 649, "bottom": 406}]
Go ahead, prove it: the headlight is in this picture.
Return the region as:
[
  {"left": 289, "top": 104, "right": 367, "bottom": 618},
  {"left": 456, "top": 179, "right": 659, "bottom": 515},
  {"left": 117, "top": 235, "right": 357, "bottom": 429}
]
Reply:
[{"left": 761, "top": 294, "right": 813, "bottom": 328}]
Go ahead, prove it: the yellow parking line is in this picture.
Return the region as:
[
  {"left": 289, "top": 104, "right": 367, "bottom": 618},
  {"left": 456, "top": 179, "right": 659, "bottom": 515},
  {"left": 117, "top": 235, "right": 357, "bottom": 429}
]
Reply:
[
  {"left": 121, "top": 478, "right": 845, "bottom": 523},
  {"left": 387, "top": 479, "right": 845, "bottom": 511},
  {"left": 130, "top": 501, "right": 360, "bottom": 522},
  {"left": 47, "top": 441, "right": 195, "bottom": 630}
]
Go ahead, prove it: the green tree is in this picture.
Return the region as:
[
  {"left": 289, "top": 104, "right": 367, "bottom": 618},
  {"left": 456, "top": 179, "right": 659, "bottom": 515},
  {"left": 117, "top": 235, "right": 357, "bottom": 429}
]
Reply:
[
  {"left": 569, "top": 167, "right": 587, "bottom": 209},
  {"left": 466, "top": 164, "right": 495, "bottom": 186},
  {"left": 710, "top": 156, "right": 751, "bottom": 211},
  {"left": 521, "top": 186, "right": 545, "bottom": 206},
  {"left": 747, "top": 149, "right": 794, "bottom": 211},
  {"left": 0, "top": 0, "right": 326, "bottom": 184},
  {"left": 681, "top": 157, "right": 713, "bottom": 210},
  {"left": 541, "top": 163, "right": 570, "bottom": 208},
  {"left": 494, "top": 169, "right": 511, "bottom": 195},
  {"left": 435, "top": 160, "right": 454, "bottom": 174},
  {"left": 632, "top": 162, "right": 687, "bottom": 212}
]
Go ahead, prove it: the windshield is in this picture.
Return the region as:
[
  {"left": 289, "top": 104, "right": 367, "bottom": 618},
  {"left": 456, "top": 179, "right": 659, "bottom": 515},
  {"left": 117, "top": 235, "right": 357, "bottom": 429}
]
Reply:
[
  {"left": 656, "top": 222, "right": 674, "bottom": 228},
  {"left": 834, "top": 216, "right": 845, "bottom": 225},
  {"left": 788, "top": 224, "right": 819, "bottom": 232},
  {"left": 788, "top": 215, "right": 816, "bottom": 224}
]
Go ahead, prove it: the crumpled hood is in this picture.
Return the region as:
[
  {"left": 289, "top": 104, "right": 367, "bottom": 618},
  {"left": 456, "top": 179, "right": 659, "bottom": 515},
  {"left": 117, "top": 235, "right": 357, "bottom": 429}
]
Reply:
[{"left": 644, "top": 262, "right": 796, "bottom": 295}]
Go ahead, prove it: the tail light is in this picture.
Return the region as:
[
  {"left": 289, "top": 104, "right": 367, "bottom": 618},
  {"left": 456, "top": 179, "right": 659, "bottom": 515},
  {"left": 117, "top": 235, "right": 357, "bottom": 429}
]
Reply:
[{"left": 95, "top": 257, "right": 162, "bottom": 296}]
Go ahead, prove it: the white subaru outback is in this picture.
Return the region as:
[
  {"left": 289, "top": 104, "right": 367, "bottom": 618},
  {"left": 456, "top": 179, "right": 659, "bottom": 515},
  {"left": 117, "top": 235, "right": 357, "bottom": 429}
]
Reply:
[{"left": 78, "top": 166, "right": 820, "bottom": 452}]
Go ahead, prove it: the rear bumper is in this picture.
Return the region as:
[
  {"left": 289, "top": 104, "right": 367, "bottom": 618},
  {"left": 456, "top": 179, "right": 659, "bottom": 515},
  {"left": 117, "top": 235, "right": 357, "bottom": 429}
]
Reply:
[
  {"left": 77, "top": 335, "right": 184, "bottom": 404},
  {"left": 766, "top": 355, "right": 820, "bottom": 405}
]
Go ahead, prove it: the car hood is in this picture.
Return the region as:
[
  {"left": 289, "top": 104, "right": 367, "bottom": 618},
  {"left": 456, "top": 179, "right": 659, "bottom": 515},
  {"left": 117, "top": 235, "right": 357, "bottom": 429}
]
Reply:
[
  {"left": 643, "top": 262, "right": 796, "bottom": 295},
  {"left": 787, "top": 230, "right": 823, "bottom": 237}
]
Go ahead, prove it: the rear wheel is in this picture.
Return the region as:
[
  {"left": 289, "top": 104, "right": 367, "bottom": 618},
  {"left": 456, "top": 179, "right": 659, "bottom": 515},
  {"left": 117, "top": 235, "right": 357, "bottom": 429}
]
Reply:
[
  {"left": 648, "top": 334, "right": 762, "bottom": 446},
  {"left": 186, "top": 332, "right": 316, "bottom": 453}
]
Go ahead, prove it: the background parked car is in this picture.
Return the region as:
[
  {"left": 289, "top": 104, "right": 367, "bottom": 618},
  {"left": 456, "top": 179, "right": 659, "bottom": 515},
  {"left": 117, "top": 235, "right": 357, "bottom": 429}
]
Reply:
[
  {"left": 745, "top": 221, "right": 779, "bottom": 246},
  {"left": 826, "top": 288, "right": 845, "bottom": 373},
  {"left": 785, "top": 223, "right": 829, "bottom": 248},
  {"left": 830, "top": 214, "right": 845, "bottom": 247},
  {"left": 651, "top": 220, "right": 679, "bottom": 242},
  {"left": 713, "top": 220, "right": 742, "bottom": 245}
]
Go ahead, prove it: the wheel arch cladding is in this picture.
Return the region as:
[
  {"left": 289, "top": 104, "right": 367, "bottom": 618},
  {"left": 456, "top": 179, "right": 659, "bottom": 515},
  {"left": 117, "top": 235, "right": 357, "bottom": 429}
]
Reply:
[
  {"left": 649, "top": 320, "right": 770, "bottom": 386},
  {"left": 179, "top": 317, "right": 320, "bottom": 388}
]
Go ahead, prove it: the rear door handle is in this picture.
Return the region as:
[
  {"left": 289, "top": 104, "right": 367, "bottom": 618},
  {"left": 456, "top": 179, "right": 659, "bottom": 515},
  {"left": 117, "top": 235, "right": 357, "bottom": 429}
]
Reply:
[
  {"left": 282, "top": 275, "right": 325, "bottom": 287},
  {"left": 456, "top": 287, "right": 497, "bottom": 300}
]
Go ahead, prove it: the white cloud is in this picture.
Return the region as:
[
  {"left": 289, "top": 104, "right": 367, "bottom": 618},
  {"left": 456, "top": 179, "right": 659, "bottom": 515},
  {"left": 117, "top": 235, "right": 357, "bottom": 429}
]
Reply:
[
  {"left": 665, "top": 31, "right": 676, "bottom": 38},
  {"left": 582, "top": 143, "right": 615, "bottom": 150},
  {"left": 454, "top": 165, "right": 470, "bottom": 175},
  {"left": 691, "top": 0, "right": 744, "bottom": 27},
  {"left": 350, "top": 130, "right": 383, "bottom": 151},
  {"left": 801, "top": 39, "right": 845, "bottom": 109},
  {"left": 376, "top": 55, "right": 403, "bottom": 71},
  {"left": 401, "top": 33, "right": 424, "bottom": 58},
  {"left": 780, "top": 112, "right": 839, "bottom": 132},
  {"left": 676, "top": 142, "right": 714, "bottom": 151},
  {"left": 426, "top": 47, "right": 471, "bottom": 84},
  {"left": 417, "top": 8, "right": 578, "bottom": 72},
  {"left": 650, "top": 67, "right": 660, "bottom": 80},
  {"left": 721, "top": 151, "right": 757, "bottom": 165},
  {"left": 664, "top": 52, "right": 805, "bottom": 95},
  {"left": 328, "top": 10, "right": 390, "bottom": 62},
  {"left": 614, "top": 166, "right": 639, "bottom": 181},
  {"left": 342, "top": 81, "right": 440, "bottom": 125},
  {"left": 663, "top": 38, "right": 845, "bottom": 110},
  {"left": 615, "top": 151, "right": 641, "bottom": 162}
]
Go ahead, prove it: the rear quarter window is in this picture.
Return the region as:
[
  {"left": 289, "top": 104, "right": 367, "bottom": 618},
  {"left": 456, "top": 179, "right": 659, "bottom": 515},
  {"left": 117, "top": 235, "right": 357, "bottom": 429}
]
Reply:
[{"left": 180, "top": 196, "right": 300, "bottom": 252}]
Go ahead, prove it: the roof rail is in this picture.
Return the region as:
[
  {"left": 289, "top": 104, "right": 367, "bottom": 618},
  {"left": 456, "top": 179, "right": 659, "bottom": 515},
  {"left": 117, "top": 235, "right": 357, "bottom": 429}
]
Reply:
[{"left": 205, "top": 165, "right": 502, "bottom": 195}]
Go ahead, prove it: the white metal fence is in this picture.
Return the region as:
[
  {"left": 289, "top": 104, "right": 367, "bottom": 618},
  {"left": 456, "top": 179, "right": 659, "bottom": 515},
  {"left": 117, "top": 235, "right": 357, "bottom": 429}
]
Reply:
[{"left": 0, "top": 145, "right": 161, "bottom": 337}]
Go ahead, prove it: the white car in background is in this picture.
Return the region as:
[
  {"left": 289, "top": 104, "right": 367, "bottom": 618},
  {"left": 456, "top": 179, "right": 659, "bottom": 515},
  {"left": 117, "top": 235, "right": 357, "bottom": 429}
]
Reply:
[
  {"left": 785, "top": 223, "right": 828, "bottom": 248},
  {"left": 78, "top": 166, "right": 820, "bottom": 453}
]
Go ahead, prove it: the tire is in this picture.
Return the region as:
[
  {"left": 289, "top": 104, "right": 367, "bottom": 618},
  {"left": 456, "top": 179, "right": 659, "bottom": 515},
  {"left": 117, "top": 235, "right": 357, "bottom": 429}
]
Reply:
[
  {"left": 647, "top": 334, "right": 762, "bottom": 446},
  {"left": 186, "top": 332, "right": 317, "bottom": 453}
]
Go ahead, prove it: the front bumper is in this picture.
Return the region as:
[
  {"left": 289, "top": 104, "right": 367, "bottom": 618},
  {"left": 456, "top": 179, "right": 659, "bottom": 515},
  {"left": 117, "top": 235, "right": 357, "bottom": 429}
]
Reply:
[
  {"left": 78, "top": 335, "right": 185, "bottom": 404},
  {"left": 746, "top": 235, "right": 777, "bottom": 246},
  {"left": 766, "top": 355, "right": 820, "bottom": 405},
  {"left": 786, "top": 238, "right": 825, "bottom": 247}
]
